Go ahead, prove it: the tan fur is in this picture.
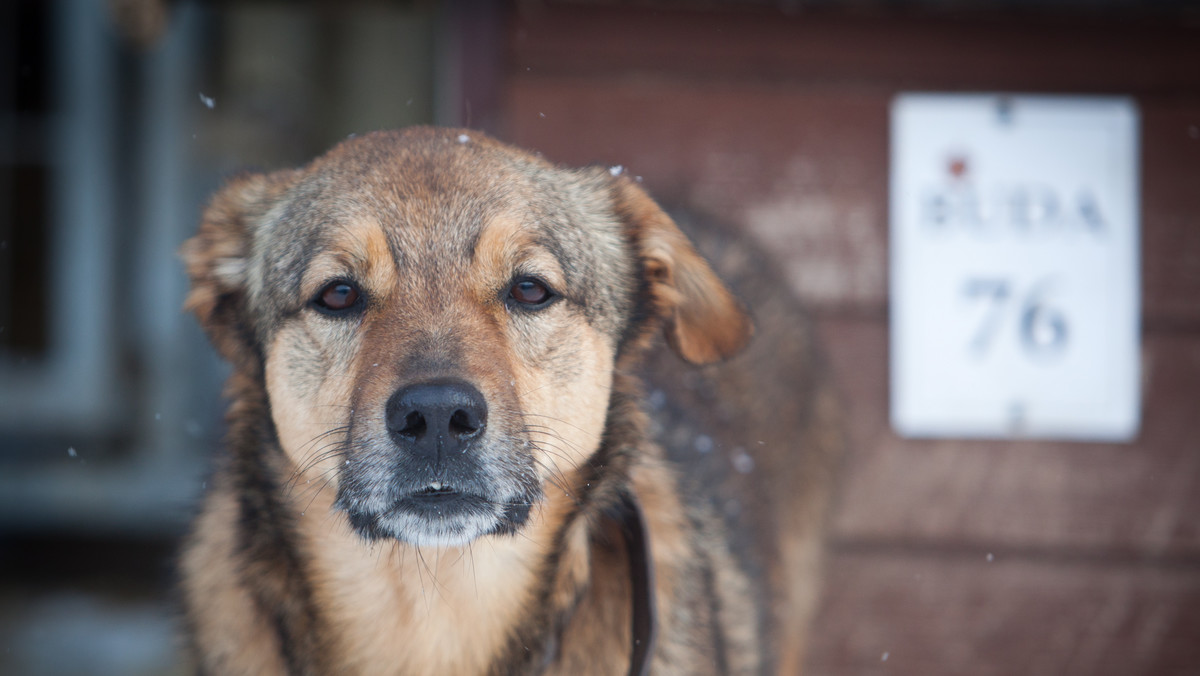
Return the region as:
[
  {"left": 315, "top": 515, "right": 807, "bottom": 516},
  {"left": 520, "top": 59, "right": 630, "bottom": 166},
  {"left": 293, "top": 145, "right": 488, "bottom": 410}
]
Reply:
[
  {"left": 182, "top": 485, "right": 289, "bottom": 675},
  {"left": 181, "top": 128, "right": 834, "bottom": 676},
  {"left": 299, "top": 492, "right": 548, "bottom": 674}
]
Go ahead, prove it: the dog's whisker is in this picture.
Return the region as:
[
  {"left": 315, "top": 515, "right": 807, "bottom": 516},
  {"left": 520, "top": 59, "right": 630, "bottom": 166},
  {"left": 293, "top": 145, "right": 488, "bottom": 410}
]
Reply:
[
  {"left": 512, "top": 381, "right": 558, "bottom": 402},
  {"left": 519, "top": 437, "right": 575, "bottom": 481},
  {"left": 287, "top": 444, "right": 347, "bottom": 485},
  {"left": 527, "top": 461, "right": 581, "bottom": 507},
  {"left": 284, "top": 440, "right": 350, "bottom": 495},
  {"left": 525, "top": 438, "right": 609, "bottom": 486},
  {"left": 286, "top": 475, "right": 338, "bottom": 511},
  {"left": 524, "top": 438, "right": 586, "bottom": 478},
  {"left": 519, "top": 423, "right": 585, "bottom": 446},
  {"left": 517, "top": 423, "right": 588, "bottom": 456},
  {"left": 288, "top": 427, "right": 350, "bottom": 465},
  {"left": 287, "top": 463, "right": 338, "bottom": 495},
  {"left": 467, "top": 541, "right": 479, "bottom": 599},
  {"left": 299, "top": 468, "right": 340, "bottom": 514},
  {"left": 522, "top": 434, "right": 575, "bottom": 462},
  {"left": 529, "top": 453, "right": 576, "bottom": 497},
  {"left": 287, "top": 425, "right": 351, "bottom": 466},
  {"left": 409, "top": 543, "right": 425, "bottom": 603},
  {"left": 414, "top": 545, "right": 449, "bottom": 609},
  {"left": 291, "top": 426, "right": 350, "bottom": 462},
  {"left": 509, "top": 410, "right": 594, "bottom": 436}
]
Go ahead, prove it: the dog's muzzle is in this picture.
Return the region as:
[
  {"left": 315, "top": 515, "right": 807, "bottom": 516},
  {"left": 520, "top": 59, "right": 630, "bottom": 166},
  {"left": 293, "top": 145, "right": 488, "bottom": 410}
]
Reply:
[{"left": 335, "top": 378, "right": 539, "bottom": 547}]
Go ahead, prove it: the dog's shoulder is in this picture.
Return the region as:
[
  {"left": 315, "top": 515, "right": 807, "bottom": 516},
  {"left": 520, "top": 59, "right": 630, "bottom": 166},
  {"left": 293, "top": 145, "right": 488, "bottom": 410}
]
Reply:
[{"left": 644, "top": 211, "right": 844, "bottom": 674}]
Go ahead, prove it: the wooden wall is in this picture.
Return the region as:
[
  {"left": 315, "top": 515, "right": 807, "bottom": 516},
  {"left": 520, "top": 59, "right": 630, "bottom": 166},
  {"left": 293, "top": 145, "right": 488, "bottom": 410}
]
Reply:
[{"left": 481, "top": 3, "right": 1200, "bottom": 674}]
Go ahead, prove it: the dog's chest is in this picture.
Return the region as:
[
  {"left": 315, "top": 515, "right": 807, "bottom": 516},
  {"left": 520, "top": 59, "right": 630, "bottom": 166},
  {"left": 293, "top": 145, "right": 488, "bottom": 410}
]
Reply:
[{"left": 308, "top": 520, "right": 543, "bottom": 674}]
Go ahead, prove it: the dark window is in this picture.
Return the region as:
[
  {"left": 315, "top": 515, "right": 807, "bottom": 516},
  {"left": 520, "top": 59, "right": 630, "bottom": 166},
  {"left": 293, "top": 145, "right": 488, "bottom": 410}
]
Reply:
[{"left": 0, "top": 0, "right": 53, "bottom": 358}]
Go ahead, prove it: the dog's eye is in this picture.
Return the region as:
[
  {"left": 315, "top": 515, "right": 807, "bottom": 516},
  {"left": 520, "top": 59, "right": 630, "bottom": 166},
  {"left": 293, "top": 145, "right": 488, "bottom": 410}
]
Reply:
[
  {"left": 313, "top": 280, "right": 363, "bottom": 314},
  {"left": 507, "top": 277, "right": 555, "bottom": 308}
]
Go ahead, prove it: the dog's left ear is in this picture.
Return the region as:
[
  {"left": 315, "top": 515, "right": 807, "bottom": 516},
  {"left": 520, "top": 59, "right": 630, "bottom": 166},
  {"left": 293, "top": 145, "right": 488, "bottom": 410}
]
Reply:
[
  {"left": 181, "top": 169, "right": 298, "bottom": 370},
  {"left": 611, "top": 176, "right": 753, "bottom": 365}
]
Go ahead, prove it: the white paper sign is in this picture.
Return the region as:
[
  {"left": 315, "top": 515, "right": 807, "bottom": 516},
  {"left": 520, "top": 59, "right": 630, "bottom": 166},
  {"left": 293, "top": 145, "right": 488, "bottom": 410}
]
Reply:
[{"left": 890, "top": 94, "right": 1140, "bottom": 441}]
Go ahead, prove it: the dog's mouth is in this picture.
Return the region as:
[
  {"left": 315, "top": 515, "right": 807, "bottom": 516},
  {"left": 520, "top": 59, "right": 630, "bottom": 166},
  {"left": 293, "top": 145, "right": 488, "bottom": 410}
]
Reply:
[
  {"left": 337, "top": 475, "right": 539, "bottom": 547},
  {"left": 401, "top": 482, "right": 482, "bottom": 510},
  {"left": 412, "top": 481, "right": 458, "bottom": 499},
  {"left": 334, "top": 416, "right": 543, "bottom": 547}
]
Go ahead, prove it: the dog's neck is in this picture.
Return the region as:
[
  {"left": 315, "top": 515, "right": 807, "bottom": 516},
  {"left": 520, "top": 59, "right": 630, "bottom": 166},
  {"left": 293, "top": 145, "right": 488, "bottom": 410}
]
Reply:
[
  {"left": 297, "top": 489, "right": 557, "bottom": 673},
  {"left": 283, "top": 464, "right": 655, "bottom": 674}
]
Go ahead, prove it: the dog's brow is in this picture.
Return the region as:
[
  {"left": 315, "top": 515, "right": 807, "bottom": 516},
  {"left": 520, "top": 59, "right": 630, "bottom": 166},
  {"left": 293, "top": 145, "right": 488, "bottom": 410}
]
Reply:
[
  {"left": 532, "top": 232, "right": 569, "bottom": 269},
  {"left": 296, "top": 219, "right": 398, "bottom": 296},
  {"left": 471, "top": 214, "right": 530, "bottom": 264}
]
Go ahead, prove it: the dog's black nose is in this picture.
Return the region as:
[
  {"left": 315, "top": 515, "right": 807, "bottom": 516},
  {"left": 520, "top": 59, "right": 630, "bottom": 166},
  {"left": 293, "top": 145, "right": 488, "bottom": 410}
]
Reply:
[{"left": 386, "top": 380, "right": 488, "bottom": 462}]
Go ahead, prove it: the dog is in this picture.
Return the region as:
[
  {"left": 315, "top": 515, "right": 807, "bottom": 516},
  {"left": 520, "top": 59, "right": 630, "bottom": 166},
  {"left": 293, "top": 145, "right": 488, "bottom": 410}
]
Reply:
[{"left": 180, "top": 127, "right": 840, "bottom": 675}]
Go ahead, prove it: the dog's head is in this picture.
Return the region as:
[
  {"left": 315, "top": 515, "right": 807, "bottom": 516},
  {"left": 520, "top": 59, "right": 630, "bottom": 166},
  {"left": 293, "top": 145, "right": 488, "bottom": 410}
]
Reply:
[{"left": 184, "top": 128, "right": 750, "bottom": 547}]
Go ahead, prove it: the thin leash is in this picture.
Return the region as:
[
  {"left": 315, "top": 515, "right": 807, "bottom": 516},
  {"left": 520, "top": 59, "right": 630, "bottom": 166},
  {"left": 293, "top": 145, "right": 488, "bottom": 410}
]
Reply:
[{"left": 616, "top": 489, "right": 658, "bottom": 676}]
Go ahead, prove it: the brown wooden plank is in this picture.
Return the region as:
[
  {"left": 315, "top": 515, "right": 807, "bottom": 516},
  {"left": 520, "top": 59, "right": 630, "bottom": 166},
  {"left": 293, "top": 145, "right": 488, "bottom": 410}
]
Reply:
[
  {"left": 511, "top": 5, "right": 1200, "bottom": 94},
  {"left": 818, "top": 316, "right": 1200, "bottom": 556},
  {"left": 1142, "top": 101, "right": 1200, "bottom": 327},
  {"left": 806, "top": 549, "right": 1200, "bottom": 676}
]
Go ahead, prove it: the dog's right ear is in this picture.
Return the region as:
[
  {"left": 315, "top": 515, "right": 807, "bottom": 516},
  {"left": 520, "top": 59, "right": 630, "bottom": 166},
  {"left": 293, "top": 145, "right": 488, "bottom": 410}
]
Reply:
[
  {"left": 181, "top": 170, "right": 296, "bottom": 369},
  {"left": 609, "top": 175, "right": 753, "bottom": 365}
]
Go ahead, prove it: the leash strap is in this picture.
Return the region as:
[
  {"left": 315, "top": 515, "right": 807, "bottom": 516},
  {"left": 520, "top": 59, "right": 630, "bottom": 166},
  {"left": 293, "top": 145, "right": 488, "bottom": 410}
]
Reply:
[{"left": 616, "top": 489, "right": 658, "bottom": 676}]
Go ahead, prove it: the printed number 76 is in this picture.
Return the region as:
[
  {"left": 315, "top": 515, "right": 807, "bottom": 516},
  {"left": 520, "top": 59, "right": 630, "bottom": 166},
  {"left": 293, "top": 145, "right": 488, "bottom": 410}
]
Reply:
[{"left": 963, "top": 278, "right": 1069, "bottom": 358}]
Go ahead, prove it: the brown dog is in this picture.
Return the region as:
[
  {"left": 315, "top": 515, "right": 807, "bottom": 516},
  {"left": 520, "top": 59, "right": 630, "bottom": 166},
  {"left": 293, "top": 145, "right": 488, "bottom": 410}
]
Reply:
[{"left": 180, "top": 127, "right": 839, "bottom": 675}]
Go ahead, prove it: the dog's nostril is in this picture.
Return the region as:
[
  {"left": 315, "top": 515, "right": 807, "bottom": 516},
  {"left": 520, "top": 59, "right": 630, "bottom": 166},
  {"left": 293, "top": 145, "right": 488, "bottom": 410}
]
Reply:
[
  {"left": 399, "top": 411, "right": 426, "bottom": 438},
  {"left": 449, "top": 408, "right": 480, "bottom": 437}
]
